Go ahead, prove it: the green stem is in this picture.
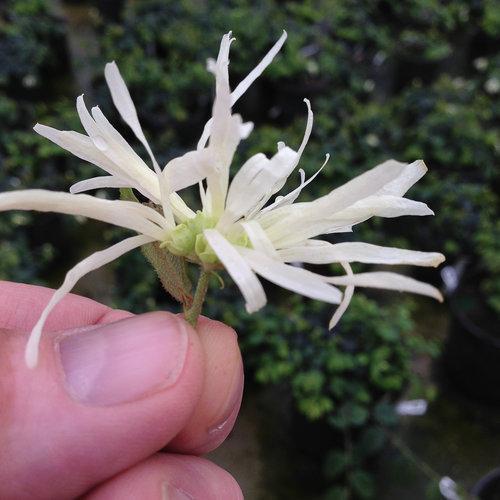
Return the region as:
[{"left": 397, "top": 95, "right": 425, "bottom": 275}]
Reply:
[{"left": 184, "top": 270, "right": 210, "bottom": 327}]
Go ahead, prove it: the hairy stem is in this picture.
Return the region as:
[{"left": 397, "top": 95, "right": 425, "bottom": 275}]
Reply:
[{"left": 184, "top": 270, "right": 210, "bottom": 327}]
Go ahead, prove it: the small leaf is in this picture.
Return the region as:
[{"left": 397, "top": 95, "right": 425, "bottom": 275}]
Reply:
[
  {"left": 353, "top": 427, "right": 387, "bottom": 460},
  {"left": 323, "top": 450, "right": 351, "bottom": 480},
  {"left": 349, "top": 469, "right": 375, "bottom": 499}
]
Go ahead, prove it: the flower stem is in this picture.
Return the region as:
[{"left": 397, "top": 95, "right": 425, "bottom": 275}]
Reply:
[{"left": 184, "top": 270, "right": 210, "bottom": 327}]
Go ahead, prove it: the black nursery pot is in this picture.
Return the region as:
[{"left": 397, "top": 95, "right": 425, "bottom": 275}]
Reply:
[
  {"left": 471, "top": 468, "right": 500, "bottom": 500},
  {"left": 442, "top": 290, "right": 500, "bottom": 405}
]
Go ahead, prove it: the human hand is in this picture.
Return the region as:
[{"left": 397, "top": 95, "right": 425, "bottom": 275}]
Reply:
[{"left": 0, "top": 281, "right": 244, "bottom": 500}]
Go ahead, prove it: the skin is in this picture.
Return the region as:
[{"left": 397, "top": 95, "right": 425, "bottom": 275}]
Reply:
[{"left": 0, "top": 281, "right": 244, "bottom": 500}]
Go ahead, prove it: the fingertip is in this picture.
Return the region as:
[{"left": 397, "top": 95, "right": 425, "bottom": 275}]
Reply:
[
  {"left": 169, "top": 316, "right": 244, "bottom": 454},
  {"left": 85, "top": 454, "right": 243, "bottom": 500}
]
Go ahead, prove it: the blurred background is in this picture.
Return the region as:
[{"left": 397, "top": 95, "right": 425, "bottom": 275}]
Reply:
[{"left": 0, "top": 0, "right": 499, "bottom": 498}]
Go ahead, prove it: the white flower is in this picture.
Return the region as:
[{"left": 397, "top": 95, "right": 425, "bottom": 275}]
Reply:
[{"left": 0, "top": 31, "right": 444, "bottom": 369}]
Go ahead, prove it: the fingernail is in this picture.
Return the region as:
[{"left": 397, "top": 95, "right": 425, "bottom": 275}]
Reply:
[
  {"left": 207, "top": 367, "right": 244, "bottom": 435},
  {"left": 58, "top": 312, "right": 188, "bottom": 406},
  {"left": 162, "top": 482, "right": 195, "bottom": 500}
]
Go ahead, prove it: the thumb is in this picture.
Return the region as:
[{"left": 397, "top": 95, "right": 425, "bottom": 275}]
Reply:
[{"left": 0, "top": 312, "right": 204, "bottom": 500}]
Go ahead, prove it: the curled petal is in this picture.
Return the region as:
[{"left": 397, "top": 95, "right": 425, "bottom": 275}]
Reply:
[
  {"left": 329, "top": 262, "right": 355, "bottom": 330},
  {"left": 231, "top": 31, "right": 287, "bottom": 105},
  {"left": 224, "top": 146, "right": 298, "bottom": 223},
  {"left": 263, "top": 154, "right": 329, "bottom": 212},
  {"left": 25, "top": 234, "right": 154, "bottom": 368}
]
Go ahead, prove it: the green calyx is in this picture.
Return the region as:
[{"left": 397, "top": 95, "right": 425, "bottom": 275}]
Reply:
[
  {"left": 162, "top": 211, "right": 216, "bottom": 258},
  {"left": 161, "top": 210, "right": 251, "bottom": 266}
]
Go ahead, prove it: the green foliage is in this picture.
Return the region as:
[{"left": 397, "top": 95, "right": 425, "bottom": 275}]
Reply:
[
  {"left": 0, "top": 0, "right": 71, "bottom": 286},
  {"left": 207, "top": 292, "right": 432, "bottom": 497}
]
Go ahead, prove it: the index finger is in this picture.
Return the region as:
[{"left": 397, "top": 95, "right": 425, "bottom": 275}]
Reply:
[{"left": 0, "top": 281, "right": 132, "bottom": 332}]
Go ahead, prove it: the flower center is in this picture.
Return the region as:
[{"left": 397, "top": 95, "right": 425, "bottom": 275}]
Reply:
[{"left": 161, "top": 211, "right": 249, "bottom": 265}]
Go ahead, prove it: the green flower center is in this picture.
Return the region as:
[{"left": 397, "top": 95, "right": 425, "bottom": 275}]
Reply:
[{"left": 161, "top": 211, "right": 250, "bottom": 265}]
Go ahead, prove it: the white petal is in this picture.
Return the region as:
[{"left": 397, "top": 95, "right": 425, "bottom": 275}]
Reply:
[
  {"left": 104, "top": 63, "right": 151, "bottom": 150},
  {"left": 326, "top": 272, "right": 444, "bottom": 302},
  {"left": 34, "top": 123, "right": 159, "bottom": 203},
  {"left": 197, "top": 117, "right": 253, "bottom": 151},
  {"left": 76, "top": 96, "right": 161, "bottom": 203},
  {"left": 265, "top": 195, "right": 434, "bottom": 248},
  {"left": 296, "top": 99, "right": 313, "bottom": 160},
  {"left": 263, "top": 154, "right": 329, "bottom": 212},
  {"left": 197, "top": 118, "right": 213, "bottom": 150},
  {"left": 224, "top": 146, "right": 298, "bottom": 223},
  {"left": 241, "top": 221, "right": 280, "bottom": 259},
  {"left": 76, "top": 94, "right": 102, "bottom": 139},
  {"left": 34, "top": 125, "right": 123, "bottom": 180},
  {"left": 104, "top": 61, "right": 163, "bottom": 184},
  {"left": 239, "top": 121, "right": 254, "bottom": 139},
  {"left": 334, "top": 195, "right": 434, "bottom": 219},
  {"left": 314, "top": 159, "right": 428, "bottom": 214},
  {"left": 329, "top": 262, "right": 355, "bottom": 329},
  {"left": 205, "top": 114, "right": 243, "bottom": 217},
  {"left": 164, "top": 149, "right": 213, "bottom": 192},
  {"left": 224, "top": 101, "right": 313, "bottom": 224},
  {"left": 104, "top": 62, "right": 143, "bottom": 139},
  {"left": 200, "top": 30, "right": 287, "bottom": 151},
  {"left": 0, "top": 190, "right": 168, "bottom": 239},
  {"left": 91, "top": 107, "right": 169, "bottom": 220},
  {"left": 25, "top": 234, "right": 153, "bottom": 368},
  {"left": 204, "top": 229, "right": 266, "bottom": 313},
  {"left": 238, "top": 247, "right": 342, "bottom": 304},
  {"left": 169, "top": 192, "right": 196, "bottom": 221},
  {"left": 231, "top": 30, "right": 287, "bottom": 105},
  {"left": 209, "top": 34, "right": 234, "bottom": 149},
  {"left": 382, "top": 159, "right": 428, "bottom": 196},
  {"left": 101, "top": 64, "right": 170, "bottom": 216},
  {"left": 279, "top": 241, "right": 445, "bottom": 267},
  {"left": 224, "top": 152, "right": 268, "bottom": 219},
  {"left": 70, "top": 176, "right": 131, "bottom": 194}
]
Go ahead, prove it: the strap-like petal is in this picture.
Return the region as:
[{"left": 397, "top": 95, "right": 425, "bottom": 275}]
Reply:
[
  {"left": 265, "top": 195, "right": 434, "bottom": 248},
  {"left": 238, "top": 247, "right": 342, "bottom": 304},
  {"left": 231, "top": 31, "right": 287, "bottom": 105},
  {"left": 75, "top": 95, "right": 161, "bottom": 203},
  {"left": 25, "top": 234, "right": 154, "bottom": 368},
  {"left": 70, "top": 175, "right": 131, "bottom": 194},
  {"left": 204, "top": 229, "right": 267, "bottom": 313},
  {"left": 279, "top": 241, "right": 445, "bottom": 267},
  {"left": 316, "top": 159, "right": 428, "bottom": 214},
  {"left": 326, "top": 271, "right": 444, "bottom": 302},
  {"left": 241, "top": 221, "right": 280, "bottom": 259},
  {"left": 0, "top": 190, "right": 168, "bottom": 239},
  {"left": 329, "top": 262, "right": 355, "bottom": 329}
]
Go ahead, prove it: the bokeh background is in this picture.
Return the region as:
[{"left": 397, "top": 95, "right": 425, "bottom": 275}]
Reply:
[{"left": 1, "top": 1, "right": 499, "bottom": 498}]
